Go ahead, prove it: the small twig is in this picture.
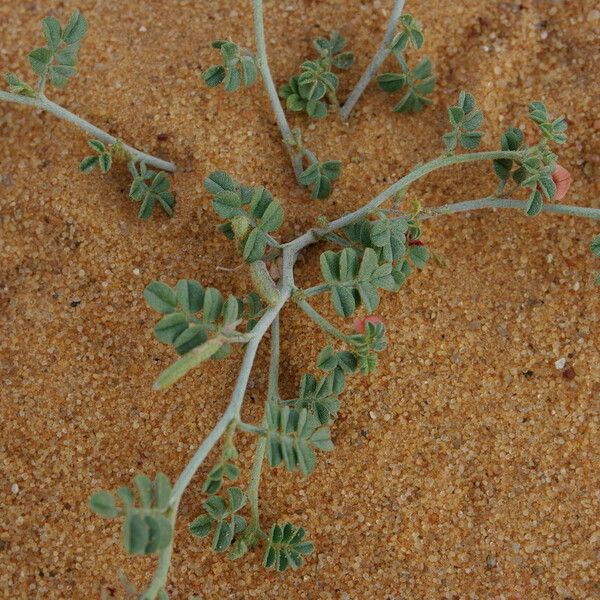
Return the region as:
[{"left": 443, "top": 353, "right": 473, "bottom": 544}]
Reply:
[
  {"left": 0, "top": 90, "right": 176, "bottom": 172},
  {"left": 340, "top": 0, "right": 406, "bottom": 120},
  {"left": 252, "top": 0, "right": 304, "bottom": 181}
]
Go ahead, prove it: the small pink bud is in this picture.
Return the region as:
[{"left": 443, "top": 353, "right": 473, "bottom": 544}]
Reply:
[
  {"left": 551, "top": 164, "right": 571, "bottom": 201},
  {"left": 353, "top": 316, "right": 384, "bottom": 334}
]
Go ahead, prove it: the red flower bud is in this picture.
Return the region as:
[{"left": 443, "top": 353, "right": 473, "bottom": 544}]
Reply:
[
  {"left": 353, "top": 316, "right": 384, "bottom": 334},
  {"left": 551, "top": 164, "right": 571, "bottom": 201}
]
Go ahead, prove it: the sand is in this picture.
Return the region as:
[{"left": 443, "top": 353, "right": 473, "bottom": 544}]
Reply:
[{"left": 1, "top": 0, "right": 599, "bottom": 598}]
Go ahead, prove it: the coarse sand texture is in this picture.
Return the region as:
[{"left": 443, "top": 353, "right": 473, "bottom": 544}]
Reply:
[{"left": 1, "top": 1, "right": 599, "bottom": 598}]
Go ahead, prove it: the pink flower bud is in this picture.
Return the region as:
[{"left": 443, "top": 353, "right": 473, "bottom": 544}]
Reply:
[
  {"left": 552, "top": 164, "right": 571, "bottom": 201},
  {"left": 353, "top": 316, "right": 384, "bottom": 334}
]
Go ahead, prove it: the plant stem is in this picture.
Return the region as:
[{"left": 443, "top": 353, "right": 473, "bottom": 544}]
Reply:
[
  {"left": 248, "top": 316, "right": 280, "bottom": 528},
  {"left": 340, "top": 0, "right": 406, "bottom": 121},
  {"left": 286, "top": 150, "right": 523, "bottom": 251},
  {"left": 252, "top": 0, "right": 304, "bottom": 180},
  {"left": 0, "top": 90, "right": 176, "bottom": 172},
  {"left": 423, "top": 197, "right": 600, "bottom": 221},
  {"left": 139, "top": 146, "right": 600, "bottom": 597},
  {"left": 295, "top": 298, "right": 351, "bottom": 342}
]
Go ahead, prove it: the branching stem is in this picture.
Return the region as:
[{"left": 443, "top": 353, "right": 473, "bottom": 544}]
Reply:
[
  {"left": 340, "top": 0, "right": 406, "bottom": 120},
  {"left": 0, "top": 90, "right": 176, "bottom": 172},
  {"left": 140, "top": 148, "right": 599, "bottom": 598}
]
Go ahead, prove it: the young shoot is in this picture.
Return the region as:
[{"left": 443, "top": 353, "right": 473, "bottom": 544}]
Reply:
[{"left": 1, "top": 9, "right": 176, "bottom": 219}]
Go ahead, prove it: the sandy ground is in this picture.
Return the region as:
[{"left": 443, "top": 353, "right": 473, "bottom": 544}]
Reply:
[{"left": 1, "top": 0, "right": 599, "bottom": 598}]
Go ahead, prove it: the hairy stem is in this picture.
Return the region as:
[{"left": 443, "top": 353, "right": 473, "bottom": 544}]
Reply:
[
  {"left": 286, "top": 150, "right": 523, "bottom": 251},
  {"left": 138, "top": 147, "right": 600, "bottom": 597},
  {"left": 252, "top": 0, "right": 304, "bottom": 180},
  {"left": 0, "top": 91, "right": 176, "bottom": 172},
  {"left": 340, "top": 0, "right": 406, "bottom": 120},
  {"left": 248, "top": 316, "right": 280, "bottom": 528},
  {"left": 423, "top": 197, "right": 600, "bottom": 221}
]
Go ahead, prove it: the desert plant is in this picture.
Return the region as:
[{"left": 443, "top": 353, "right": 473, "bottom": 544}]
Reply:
[
  {"left": 4, "top": 3, "right": 596, "bottom": 600},
  {"left": 1, "top": 9, "right": 176, "bottom": 219}
]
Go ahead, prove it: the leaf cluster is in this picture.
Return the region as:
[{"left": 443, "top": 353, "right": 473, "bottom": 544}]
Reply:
[
  {"left": 279, "top": 32, "right": 353, "bottom": 119},
  {"left": 204, "top": 171, "right": 284, "bottom": 262},
  {"left": 145, "top": 279, "right": 260, "bottom": 355},
  {"left": 189, "top": 487, "right": 248, "bottom": 553},
  {"left": 348, "top": 320, "right": 388, "bottom": 374},
  {"left": 299, "top": 160, "right": 342, "bottom": 199},
  {"left": 265, "top": 402, "right": 334, "bottom": 476},
  {"left": 443, "top": 91, "right": 484, "bottom": 151},
  {"left": 89, "top": 473, "right": 173, "bottom": 556},
  {"left": 129, "top": 162, "right": 175, "bottom": 219},
  {"left": 203, "top": 435, "right": 240, "bottom": 495},
  {"left": 288, "top": 371, "right": 343, "bottom": 426},
  {"left": 528, "top": 101, "right": 568, "bottom": 144},
  {"left": 28, "top": 10, "right": 87, "bottom": 90},
  {"left": 263, "top": 523, "right": 314, "bottom": 572},
  {"left": 80, "top": 139, "right": 114, "bottom": 174},
  {"left": 316, "top": 345, "right": 357, "bottom": 391},
  {"left": 203, "top": 41, "right": 258, "bottom": 92},
  {"left": 378, "top": 14, "right": 435, "bottom": 113}
]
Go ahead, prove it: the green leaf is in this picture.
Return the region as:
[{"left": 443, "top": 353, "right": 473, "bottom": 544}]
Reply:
[
  {"left": 175, "top": 279, "right": 204, "bottom": 313},
  {"left": 320, "top": 161, "right": 341, "bottom": 180},
  {"left": 42, "top": 17, "right": 62, "bottom": 51},
  {"left": 243, "top": 228, "right": 267, "bottom": 262},
  {"left": 123, "top": 513, "right": 149, "bottom": 555},
  {"left": 145, "top": 514, "right": 173, "bottom": 553},
  {"left": 591, "top": 235, "right": 600, "bottom": 258},
  {"left": 174, "top": 326, "right": 208, "bottom": 355},
  {"left": 378, "top": 72, "right": 406, "bottom": 93},
  {"left": 525, "top": 189, "right": 543, "bottom": 217},
  {"left": 203, "top": 65, "right": 225, "bottom": 87},
  {"left": 62, "top": 10, "right": 88, "bottom": 45},
  {"left": 408, "top": 245, "right": 429, "bottom": 269},
  {"left": 153, "top": 338, "right": 225, "bottom": 390},
  {"left": 213, "top": 520, "right": 234, "bottom": 552},
  {"left": 224, "top": 66, "right": 241, "bottom": 92},
  {"left": 28, "top": 47, "right": 52, "bottom": 77},
  {"left": 204, "top": 171, "right": 237, "bottom": 194},
  {"left": 98, "top": 152, "right": 112, "bottom": 173},
  {"left": 331, "top": 286, "right": 355, "bottom": 317},
  {"left": 306, "top": 99, "right": 327, "bottom": 119},
  {"left": 80, "top": 155, "right": 99, "bottom": 173},
  {"left": 134, "top": 474, "right": 153, "bottom": 508},
  {"left": 88, "top": 491, "right": 118, "bottom": 518},
  {"left": 154, "top": 473, "right": 171, "bottom": 511},
  {"left": 259, "top": 200, "right": 284, "bottom": 232},
  {"left": 202, "top": 288, "right": 224, "bottom": 323},
  {"left": 145, "top": 282, "right": 177, "bottom": 314},
  {"left": 189, "top": 514, "right": 213, "bottom": 538},
  {"left": 240, "top": 56, "right": 257, "bottom": 87}
]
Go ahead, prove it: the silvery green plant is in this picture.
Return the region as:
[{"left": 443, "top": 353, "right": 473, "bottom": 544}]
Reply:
[
  {"left": 92, "top": 54, "right": 600, "bottom": 600},
  {"left": 4, "top": 4, "right": 595, "bottom": 600},
  {"left": 1, "top": 10, "right": 176, "bottom": 219}
]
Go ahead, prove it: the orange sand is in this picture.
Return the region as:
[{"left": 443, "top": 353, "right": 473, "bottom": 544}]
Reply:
[{"left": 1, "top": 1, "right": 599, "bottom": 598}]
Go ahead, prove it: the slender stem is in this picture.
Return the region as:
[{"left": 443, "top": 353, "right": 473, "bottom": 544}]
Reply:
[
  {"left": 295, "top": 298, "right": 351, "bottom": 343},
  {"left": 340, "top": 0, "right": 406, "bottom": 120},
  {"left": 248, "top": 316, "right": 280, "bottom": 528},
  {"left": 0, "top": 90, "right": 176, "bottom": 172},
  {"left": 286, "top": 150, "right": 523, "bottom": 251},
  {"left": 423, "top": 197, "right": 600, "bottom": 221},
  {"left": 252, "top": 0, "right": 304, "bottom": 180},
  {"left": 267, "top": 315, "right": 280, "bottom": 401}
]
